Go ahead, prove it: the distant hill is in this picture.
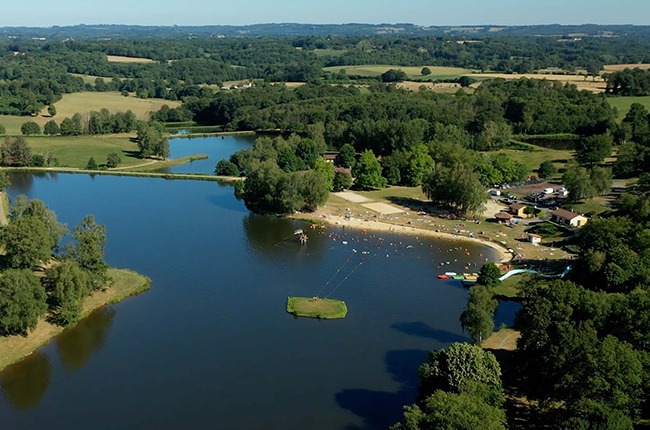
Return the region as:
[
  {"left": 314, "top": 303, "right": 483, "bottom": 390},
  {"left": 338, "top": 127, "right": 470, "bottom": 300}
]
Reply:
[{"left": 1, "top": 23, "right": 650, "bottom": 41}]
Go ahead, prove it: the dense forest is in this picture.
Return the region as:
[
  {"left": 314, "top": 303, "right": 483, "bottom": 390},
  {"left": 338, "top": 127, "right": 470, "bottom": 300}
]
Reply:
[{"left": 1, "top": 28, "right": 650, "bottom": 115}]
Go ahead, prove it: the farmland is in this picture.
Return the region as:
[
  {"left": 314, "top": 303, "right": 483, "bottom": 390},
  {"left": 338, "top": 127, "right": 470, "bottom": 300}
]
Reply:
[
  {"left": 106, "top": 55, "right": 156, "bottom": 63},
  {"left": 0, "top": 92, "right": 179, "bottom": 135},
  {"left": 323, "top": 64, "right": 474, "bottom": 80},
  {"left": 606, "top": 96, "right": 650, "bottom": 120}
]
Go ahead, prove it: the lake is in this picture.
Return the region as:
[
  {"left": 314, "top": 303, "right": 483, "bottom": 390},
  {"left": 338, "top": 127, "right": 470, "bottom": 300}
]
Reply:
[{"left": 0, "top": 136, "right": 515, "bottom": 429}]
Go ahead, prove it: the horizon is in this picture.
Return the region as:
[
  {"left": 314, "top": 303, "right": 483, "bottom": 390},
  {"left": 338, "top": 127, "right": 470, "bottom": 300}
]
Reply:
[{"left": 0, "top": 0, "right": 648, "bottom": 28}]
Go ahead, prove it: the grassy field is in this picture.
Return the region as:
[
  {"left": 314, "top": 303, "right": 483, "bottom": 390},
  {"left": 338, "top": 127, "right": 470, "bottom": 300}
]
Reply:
[
  {"left": 603, "top": 63, "right": 650, "bottom": 72},
  {"left": 0, "top": 92, "right": 180, "bottom": 136},
  {"left": 606, "top": 96, "right": 650, "bottom": 120},
  {"left": 69, "top": 73, "right": 117, "bottom": 84},
  {"left": 323, "top": 64, "right": 474, "bottom": 80},
  {"left": 26, "top": 135, "right": 143, "bottom": 169},
  {"left": 106, "top": 55, "right": 155, "bottom": 63},
  {"left": 495, "top": 145, "right": 575, "bottom": 179},
  {"left": 481, "top": 327, "right": 521, "bottom": 351},
  {"left": 0, "top": 268, "right": 150, "bottom": 371},
  {"left": 471, "top": 72, "right": 606, "bottom": 93},
  {"left": 312, "top": 48, "right": 349, "bottom": 57},
  {"left": 287, "top": 297, "right": 348, "bottom": 319}
]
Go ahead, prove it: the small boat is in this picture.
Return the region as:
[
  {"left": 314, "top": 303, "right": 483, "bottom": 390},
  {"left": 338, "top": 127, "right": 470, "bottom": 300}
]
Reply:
[
  {"left": 464, "top": 274, "right": 478, "bottom": 280},
  {"left": 294, "top": 229, "right": 304, "bottom": 235},
  {"left": 437, "top": 274, "right": 448, "bottom": 280},
  {"left": 461, "top": 279, "right": 478, "bottom": 287},
  {"left": 444, "top": 272, "right": 457, "bottom": 277},
  {"left": 452, "top": 275, "right": 465, "bottom": 280}
]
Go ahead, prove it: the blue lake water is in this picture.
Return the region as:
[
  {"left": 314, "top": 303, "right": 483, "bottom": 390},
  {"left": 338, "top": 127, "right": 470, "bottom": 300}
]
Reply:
[{"left": 0, "top": 138, "right": 516, "bottom": 429}]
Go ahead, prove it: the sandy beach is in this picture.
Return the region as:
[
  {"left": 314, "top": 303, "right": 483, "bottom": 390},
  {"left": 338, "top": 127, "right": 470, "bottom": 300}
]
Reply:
[{"left": 293, "top": 209, "right": 513, "bottom": 263}]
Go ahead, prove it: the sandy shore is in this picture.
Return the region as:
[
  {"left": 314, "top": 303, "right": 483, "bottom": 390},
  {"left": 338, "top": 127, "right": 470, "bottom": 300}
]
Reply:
[{"left": 292, "top": 211, "right": 513, "bottom": 263}]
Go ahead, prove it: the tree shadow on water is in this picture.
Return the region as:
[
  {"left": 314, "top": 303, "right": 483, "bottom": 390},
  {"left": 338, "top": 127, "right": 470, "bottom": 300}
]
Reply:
[
  {"left": 336, "top": 349, "right": 429, "bottom": 430},
  {"left": 391, "top": 321, "right": 470, "bottom": 343}
]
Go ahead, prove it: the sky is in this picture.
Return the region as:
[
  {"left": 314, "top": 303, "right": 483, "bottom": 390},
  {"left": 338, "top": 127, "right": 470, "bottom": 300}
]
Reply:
[{"left": 0, "top": 0, "right": 649, "bottom": 27}]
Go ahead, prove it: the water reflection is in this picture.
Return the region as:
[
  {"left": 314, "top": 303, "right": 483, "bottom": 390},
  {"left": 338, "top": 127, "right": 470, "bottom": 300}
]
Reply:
[
  {"left": 56, "top": 307, "right": 116, "bottom": 371},
  {"left": 8, "top": 171, "right": 58, "bottom": 195},
  {"left": 1, "top": 352, "right": 51, "bottom": 410}
]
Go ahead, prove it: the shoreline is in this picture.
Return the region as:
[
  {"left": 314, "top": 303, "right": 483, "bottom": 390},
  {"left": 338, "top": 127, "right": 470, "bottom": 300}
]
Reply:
[
  {"left": 0, "top": 268, "right": 151, "bottom": 372},
  {"left": 292, "top": 211, "right": 513, "bottom": 264}
]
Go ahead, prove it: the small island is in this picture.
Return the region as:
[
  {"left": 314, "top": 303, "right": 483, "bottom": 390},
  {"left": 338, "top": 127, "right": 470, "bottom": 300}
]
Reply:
[
  {"left": 287, "top": 296, "right": 347, "bottom": 319},
  {"left": 0, "top": 186, "right": 151, "bottom": 371}
]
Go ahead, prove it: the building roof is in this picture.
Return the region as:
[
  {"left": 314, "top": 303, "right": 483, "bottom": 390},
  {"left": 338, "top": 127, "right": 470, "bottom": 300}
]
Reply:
[
  {"left": 509, "top": 203, "right": 526, "bottom": 211},
  {"left": 494, "top": 212, "right": 513, "bottom": 220},
  {"left": 551, "top": 208, "right": 584, "bottom": 221},
  {"left": 527, "top": 233, "right": 542, "bottom": 238}
]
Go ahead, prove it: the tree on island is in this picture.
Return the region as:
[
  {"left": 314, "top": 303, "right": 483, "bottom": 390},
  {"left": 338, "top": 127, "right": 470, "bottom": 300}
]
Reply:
[
  {"left": 0, "top": 269, "right": 47, "bottom": 335},
  {"left": 67, "top": 215, "right": 109, "bottom": 291},
  {"left": 45, "top": 259, "right": 89, "bottom": 326},
  {"left": 1, "top": 216, "right": 54, "bottom": 269}
]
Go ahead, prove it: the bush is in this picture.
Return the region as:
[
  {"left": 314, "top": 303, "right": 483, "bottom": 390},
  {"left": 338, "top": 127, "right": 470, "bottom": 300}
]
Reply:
[
  {"left": 21, "top": 121, "right": 41, "bottom": 136},
  {"left": 215, "top": 159, "right": 240, "bottom": 176}
]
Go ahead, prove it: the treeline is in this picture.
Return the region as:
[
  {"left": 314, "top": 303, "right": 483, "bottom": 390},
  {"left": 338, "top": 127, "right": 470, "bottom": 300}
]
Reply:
[
  {"left": 0, "top": 190, "right": 110, "bottom": 332},
  {"left": 604, "top": 68, "right": 650, "bottom": 96},
  {"left": 191, "top": 80, "right": 614, "bottom": 150}
]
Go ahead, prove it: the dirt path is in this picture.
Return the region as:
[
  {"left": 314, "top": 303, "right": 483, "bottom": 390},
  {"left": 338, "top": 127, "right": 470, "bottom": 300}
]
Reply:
[
  {"left": 0, "top": 192, "right": 8, "bottom": 226},
  {"left": 110, "top": 160, "right": 160, "bottom": 170}
]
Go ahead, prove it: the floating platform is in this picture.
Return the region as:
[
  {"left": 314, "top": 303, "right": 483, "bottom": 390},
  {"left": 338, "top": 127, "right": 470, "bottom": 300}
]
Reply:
[{"left": 286, "top": 297, "right": 348, "bottom": 319}]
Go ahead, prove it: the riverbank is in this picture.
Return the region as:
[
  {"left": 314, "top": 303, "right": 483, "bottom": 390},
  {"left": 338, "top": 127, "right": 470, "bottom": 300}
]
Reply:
[
  {"left": 1, "top": 166, "right": 229, "bottom": 182},
  {"left": 0, "top": 268, "right": 151, "bottom": 372}
]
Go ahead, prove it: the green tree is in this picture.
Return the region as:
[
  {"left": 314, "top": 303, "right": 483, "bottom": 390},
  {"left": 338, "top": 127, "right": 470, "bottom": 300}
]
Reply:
[
  {"left": 68, "top": 215, "right": 108, "bottom": 291},
  {"left": 215, "top": 159, "right": 239, "bottom": 176},
  {"left": 538, "top": 160, "right": 558, "bottom": 179},
  {"left": 590, "top": 166, "right": 613, "bottom": 196},
  {"left": 45, "top": 260, "right": 89, "bottom": 326},
  {"left": 0, "top": 136, "right": 32, "bottom": 166},
  {"left": 334, "top": 143, "right": 356, "bottom": 168},
  {"left": 419, "top": 343, "right": 502, "bottom": 400},
  {"left": 106, "top": 152, "right": 121, "bottom": 168},
  {"left": 403, "top": 143, "right": 434, "bottom": 186},
  {"left": 295, "top": 139, "right": 320, "bottom": 169},
  {"left": 460, "top": 284, "right": 498, "bottom": 343},
  {"left": 10, "top": 196, "right": 67, "bottom": 248},
  {"left": 381, "top": 69, "right": 408, "bottom": 82},
  {"left": 86, "top": 157, "right": 98, "bottom": 170},
  {"left": 576, "top": 134, "right": 613, "bottom": 166},
  {"left": 43, "top": 120, "right": 60, "bottom": 136},
  {"left": 1, "top": 216, "right": 54, "bottom": 269},
  {"left": 47, "top": 105, "right": 56, "bottom": 117},
  {"left": 20, "top": 121, "right": 41, "bottom": 136},
  {"left": 60, "top": 117, "right": 82, "bottom": 136},
  {"left": 313, "top": 158, "right": 335, "bottom": 191},
  {"left": 477, "top": 263, "right": 502, "bottom": 287},
  {"left": 352, "top": 150, "right": 386, "bottom": 190},
  {"left": 421, "top": 67, "right": 432, "bottom": 76},
  {"left": 563, "top": 162, "right": 595, "bottom": 202},
  {"left": 0, "top": 269, "right": 47, "bottom": 335},
  {"left": 276, "top": 147, "right": 302, "bottom": 173},
  {"left": 0, "top": 171, "right": 10, "bottom": 191},
  {"left": 332, "top": 170, "right": 352, "bottom": 192},
  {"left": 299, "top": 170, "right": 329, "bottom": 211},
  {"left": 563, "top": 399, "right": 633, "bottom": 430},
  {"left": 474, "top": 120, "right": 512, "bottom": 151},
  {"left": 422, "top": 165, "right": 487, "bottom": 215},
  {"left": 0, "top": 124, "right": 5, "bottom": 135},
  {"left": 137, "top": 122, "right": 169, "bottom": 159}
]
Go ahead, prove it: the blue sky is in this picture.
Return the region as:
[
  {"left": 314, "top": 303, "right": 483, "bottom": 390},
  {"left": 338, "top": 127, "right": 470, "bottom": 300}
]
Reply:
[{"left": 1, "top": 0, "right": 648, "bottom": 27}]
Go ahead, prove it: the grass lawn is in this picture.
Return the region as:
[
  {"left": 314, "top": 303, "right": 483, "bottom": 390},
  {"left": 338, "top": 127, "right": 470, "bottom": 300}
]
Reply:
[
  {"left": 606, "top": 96, "right": 650, "bottom": 121},
  {"left": 481, "top": 327, "right": 521, "bottom": 351},
  {"left": 495, "top": 146, "right": 575, "bottom": 179},
  {"left": 287, "top": 296, "right": 348, "bottom": 319},
  {"left": 312, "top": 48, "right": 349, "bottom": 57},
  {"left": 0, "top": 268, "right": 150, "bottom": 371},
  {"left": 26, "top": 135, "right": 143, "bottom": 169},
  {"left": 0, "top": 92, "right": 180, "bottom": 135},
  {"left": 69, "top": 73, "right": 117, "bottom": 84},
  {"left": 323, "top": 64, "right": 474, "bottom": 80}
]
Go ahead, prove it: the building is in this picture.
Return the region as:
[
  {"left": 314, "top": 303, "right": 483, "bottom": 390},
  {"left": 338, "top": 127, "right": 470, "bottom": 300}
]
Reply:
[
  {"left": 550, "top": 208, "right": 588, "bottom": 228},
  {"left": 509, "top": 203, "right": 528, "bottom": 218},
  {"left": 527, "top": 233, "right": 542, "bottom": 244},
  {"left": 494, "top": 212, "right": 513, "bottom": 222}
]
